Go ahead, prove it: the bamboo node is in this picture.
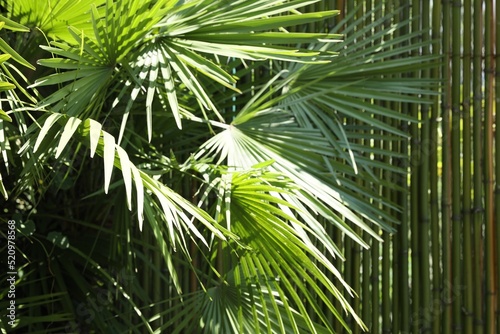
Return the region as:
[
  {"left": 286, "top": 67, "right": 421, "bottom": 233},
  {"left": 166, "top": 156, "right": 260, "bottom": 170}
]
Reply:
[
  {"left": 461, "top": 207, "right": 473, "bottom": 216},
  {"left": 472, "top": 206, "right": 484, "bottom": 213},
  {"left": 461, "top": 307, "right": 474, "bottom": 316},
  {"left": 441, "top": 102, "right": 452, "bottom": 110},
  {"left": 420, "top": 217, "right": 431, "bottom": 224},
  {"left": 484, "top": 68, "right": 495, "bottom": 75}
]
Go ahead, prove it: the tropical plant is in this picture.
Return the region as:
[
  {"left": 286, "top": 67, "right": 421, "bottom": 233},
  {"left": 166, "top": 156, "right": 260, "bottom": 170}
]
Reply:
[{"left": 0, "top": 1, "right": 435, "bottom": 333}]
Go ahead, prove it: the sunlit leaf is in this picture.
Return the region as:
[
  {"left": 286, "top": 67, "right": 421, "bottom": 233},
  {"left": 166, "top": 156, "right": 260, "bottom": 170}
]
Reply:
[
  {"left": 116, "top": 146, "right": 132, "bottom": 210},
  {"left": 102, "top": 131, "right": 115, "bottom": 194},
  {"left": 33, "top": 113, "right": 63, "bottom": 152},
  {"left": 55, "top": 117, "right": 82, "bottom": 158},
  {"left": 0, "top": 109, "right": 12, "bottom": 122}
]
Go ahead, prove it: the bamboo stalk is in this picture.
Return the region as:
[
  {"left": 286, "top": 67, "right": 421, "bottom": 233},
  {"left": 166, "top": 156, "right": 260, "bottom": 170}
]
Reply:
[
  {"left": 390, "top": 118, "right": 403, "bottom": 332},
  {"left": 441, "top": 0, "right": 453, "bottom": 331},
  {"left": 388, "top": 6, "right": 402, "bottom": 328},
  {"left": 361, "top": 245, "right": 371, "bottom": 332},
  {"left": 352, "top": 238, "right": 361, "bottom": 334},
  {"left": 430, "top": 1, "right": 442, "bottom": 333},
  {"left": 371, "top": 234, "right": 380, "bottom": 334},
  {"left": 408, "top": 0, "right": 422, "bottom": 332},
  {"left": 472, "top": 0, "right": 485, "bottom": 331},
  {"left": 374, "top": 3, "right": 393, "bottom": 333},
  {"left": 342, "top": 6, "right": 357, "bottom": 332},
  {"left": 353, "top": 4, "right": 367, "bottom": 333},
  {"left": 346, "top": 0, "right": 355, "bottom": 26},
  {"left": 392, "top": 211, "right": 402, "bottom": 333},
  {"left": 393, "top": 2, "right": 410, "bottom": 333},
  {"left": 346, "top": 5, "right": 367, "bottom": 333},
  {"left": 495, "top": 0, "right": 500, "bottom": 330},
  {"left": 483, "top": 1, "right": 496, "bottom": 332},
  {"left": 451, "top": 0, "right": 463, "bottom": 332},
  {"left": 381, "top": 231, "right": 391, "bottom": 334},
  {"left": 388, "top": 25, "right": 402, "bottom": 331},
  {"left": 142, "top": 224, "right": 151, "bottom": 321},
  {"left": 342, "top": 5, "right": 354, "bottom": 329},
  {"left": 336, "top": 0, "right": 345, "bottom": 22},
  {"left": 381, "top": 113, "right": 392, "bottom": 326},
  {"left": 333, "top": 228, "right": 344, "bottom": 334},
  {"left": 371, "top": 2, "right": 385, "bottom": 332},
  {"left": 389, "top": 4, "right": 402, "bottom": 325},
  {"left": 369, "top": 3, "right": 385, "bottom": 333},
  {"left": 417, "top": 1, "right": 433, "bottom": 332},
  {"left": 344, "top": 232, "right": 353, "bottom": 332},
  {"left": 461, "top": 0, "right": 474, "bottom": 332}
]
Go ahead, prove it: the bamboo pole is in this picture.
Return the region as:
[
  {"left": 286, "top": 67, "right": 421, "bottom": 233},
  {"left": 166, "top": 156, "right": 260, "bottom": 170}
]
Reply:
[
  {"left": 381, "top": 231, "right": 391, "bottom": 334},
  {"left": 336, "top": 0, "right": 345, "bottom": 22},
  {"left": 352, "top": 234, "right": 361, "bottom": 334},
  {"left": 371, "top": 231, "right": 380, "bottom": 334},
  {"left": 461, "top": 0, "right": 474, "bottom": 332},
  {"left": 418, "top": 0, "right": 432, "bottom": 332},
  {"left": 394, "top": 2, "right": 410, "bottom": 332},
  {"left": 441, "top": 0, "right": 453, "bottom": 331},
  {"left": 388, "top": 4, "right": 402, "bottom": 331},
  {"left": 342, "top": 1, "right": 357, "bottom": 332},
  {"left": 374, "top": 2, "right": 395, "bottom": 330},
  {"left": 372, "top": 123, "right": 384, "bottom": 328},
  {"left": 451, "top": 0, "right": 463, "bottom": 332},
  {"left": 343, "top": 234, "right": 353, "bottom": 332},
  {"left": 392, "top": 204, "right": 402, "bottom": 333},
  {"left": 333, "top": 228, "right": 344, "bottom": 333},
  {"left": 344, "top": 2, "right": 355, "bottom": 330},
  {"left": 389, "top": 3, "right": 402, "bottom": 328},
  {"left": 472, "top": 0, "right": 485, "bottom": 332},
  {"left": 495, "top": 0, "right": 500, "bottom": 330},
  {"left": 484, "top": 0, "right": 496, "bottom": 332},
  {"left": 361, "top": 244, "right": 371, "bottom": 332},
  {"left": 142, "top": 223, "right": 151, "bottom": 321},
  {"left": 430, "top": 1, "right": 442, "bottom": 333},
  {"left": 352, "top": 13, "right": 364, "bottom": 322},
  {"left": 408, "top": 0, "right": 422, "bottom": 332},
  {"left": 370, "top": 4, "right": 384, "bottom": 333},
  {"left": 388, "top": 2, "right": 402, "bottom": 331}
]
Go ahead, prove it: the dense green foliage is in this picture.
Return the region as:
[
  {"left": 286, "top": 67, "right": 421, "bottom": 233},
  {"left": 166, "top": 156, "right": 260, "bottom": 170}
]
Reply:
[{"left": 0, "top": 1, "right": 435, "bottom": 333}]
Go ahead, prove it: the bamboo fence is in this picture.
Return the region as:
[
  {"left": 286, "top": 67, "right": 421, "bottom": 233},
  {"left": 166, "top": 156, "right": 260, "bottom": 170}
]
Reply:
[{"left": 306, "top": 1, "right": 500, "bottom": 333}]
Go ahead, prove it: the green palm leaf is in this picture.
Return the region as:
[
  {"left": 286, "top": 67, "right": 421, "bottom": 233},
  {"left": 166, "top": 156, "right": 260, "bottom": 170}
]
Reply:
[{"left": 30, "top": 0, "right": 340, "bottom": 142}]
